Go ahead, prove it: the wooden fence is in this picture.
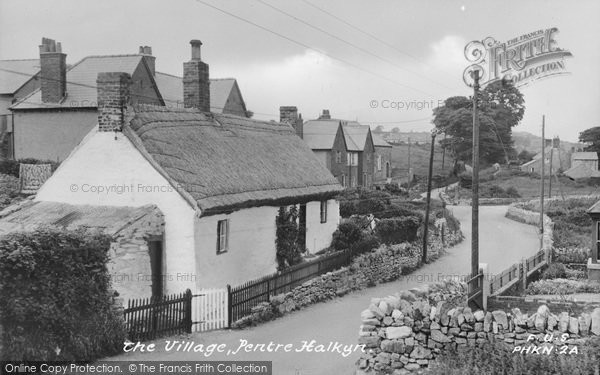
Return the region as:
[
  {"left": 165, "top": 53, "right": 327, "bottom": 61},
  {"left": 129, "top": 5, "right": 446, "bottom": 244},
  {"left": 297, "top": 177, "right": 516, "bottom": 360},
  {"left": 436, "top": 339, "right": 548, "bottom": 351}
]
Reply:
[
  {"left": 124, "top": 289, "right": 192, "bottom": 341},
  {"left": 489, "top": 249, "right": 548, "bottom": 296},
  {"left": 228, "top": 248, "right": 353, "bottom": 324}
]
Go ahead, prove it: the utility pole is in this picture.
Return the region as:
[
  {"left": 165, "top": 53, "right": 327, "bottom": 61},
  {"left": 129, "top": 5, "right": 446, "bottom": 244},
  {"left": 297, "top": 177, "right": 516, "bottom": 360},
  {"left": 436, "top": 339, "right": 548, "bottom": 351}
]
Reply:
[
  {"left": 470, "top": 70, "right": 481, "bottom": 309},
  {"left": 442, "top": 133, "right": 447, "bottom": 170},
  {"left": 549, "top": 146, "right": 553, "bottom": 198},
  {"left": 422, "top": 131, "right": 436, "bottom": 264},
  {"left": 540, "top": 115, "right": 545, "bottom": 245},
  {"left": 407, "top": 137, "right": 412, "bottom": 191}
]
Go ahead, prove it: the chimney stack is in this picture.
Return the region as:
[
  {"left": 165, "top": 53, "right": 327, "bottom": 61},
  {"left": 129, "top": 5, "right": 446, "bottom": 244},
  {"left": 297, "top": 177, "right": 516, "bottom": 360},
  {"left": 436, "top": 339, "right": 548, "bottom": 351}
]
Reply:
[
  {"left": 319, "top": 109, "right": 331, "bottom": 120},
  {"left": 183, "top": 40, "right": 210, "bottom": 111},
  {"left": 138, "top": 45, "right": 155, "bottom": 76},
  {"left": 97, "top": 72, "right": 132, "bottom": 132},
  {"left": 280, "top": 106, "right": 303, "bottom": 138},
  {"left": 39, "top": 37, "right": 67, "bottom": 103}
]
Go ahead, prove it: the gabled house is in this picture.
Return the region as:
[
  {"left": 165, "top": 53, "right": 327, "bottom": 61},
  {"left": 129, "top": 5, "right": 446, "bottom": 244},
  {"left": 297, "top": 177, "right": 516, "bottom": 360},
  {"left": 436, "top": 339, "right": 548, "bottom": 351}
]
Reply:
[
  {"left": 0, "top": 58, "right": 42, "bottom": 157},
  {"left": 0, "top": 40, "right": 343, "bottom": 303},
  {"left": 585, "top": 201, "right": 600, "bottom": 280},
  {"left": 296, "top": 109, "right": 383, "bottom": 188},
  {"left": 565, "top": 152, "right": 600, "bottom": 180},
  {"left": 9, "top": 38, "right": 249, "bottom": 161}
]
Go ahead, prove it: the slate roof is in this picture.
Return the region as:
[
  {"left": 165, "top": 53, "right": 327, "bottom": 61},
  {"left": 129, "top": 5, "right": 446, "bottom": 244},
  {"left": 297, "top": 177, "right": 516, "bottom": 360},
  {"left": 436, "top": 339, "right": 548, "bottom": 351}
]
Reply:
[
  {"left": 125, "top": 105, "right": 343, "bottom": 215},
  {"left": 343, "top": 124, "right": 370, "bottom": 151},
  {"left": 0, "top": 201, "right": 159, "bottom": 235},
  {"left": 0, "top": 59, "right": 40, "bottom": 94},
  {"left": 372, "top": 133, "right": 392, "bottom": 147},
  {"left": 11, "top": 55, "right": 145, "bottom": 109},
  {"left": 154, "top": 72, "right": 245, "bottom": 114},
  {"left": 572, "top": 152, "right": 598, "bottom": 160},
  {"left": 302, "top": 118, "right": 373, "bottom": 152}
]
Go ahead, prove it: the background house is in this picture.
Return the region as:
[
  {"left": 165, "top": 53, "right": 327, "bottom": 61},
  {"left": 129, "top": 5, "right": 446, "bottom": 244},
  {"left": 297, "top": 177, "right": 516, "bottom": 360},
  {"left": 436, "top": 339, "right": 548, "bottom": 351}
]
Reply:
[
  {"left": 373, "top": 133, "right": 393, "bottom": 185},
  {"left": 9, "top": 38, "right": 249, "bottom": 161},
  {"left": 293, "top": 108, "right": 386, "bottom": 189},
  {"left": 564, "top": 152, "right": 600, "bottom": 180},
  {"left": 0, "top": 41, "right": 342, "bottom": 302},
  {"left": 520, "top": 137, "right": 571, "bottom": 174}
]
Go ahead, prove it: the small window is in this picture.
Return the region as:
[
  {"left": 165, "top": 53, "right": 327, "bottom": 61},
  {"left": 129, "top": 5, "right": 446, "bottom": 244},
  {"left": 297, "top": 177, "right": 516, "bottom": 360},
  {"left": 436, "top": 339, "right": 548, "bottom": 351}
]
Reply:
[
  {"left": 363, "top": 172, "right": 368, "bottom": 187},
  {"left": 377, "top": 155, "right": 382, "bottom": 171},
  {"left": 320, "top": 201, "right": 328, "bottom": 223},
  {"left": 341, "top": 174, "right": 346, "bottom": 187},
  {"left": 351, "top": 175, "right": 357, "bottom": 187},
  {"left": 336, "top": 151, "right": 342, "bottom": 164},
  {"left": 217, "top": 219, "right": 229, "bottom": 254}
]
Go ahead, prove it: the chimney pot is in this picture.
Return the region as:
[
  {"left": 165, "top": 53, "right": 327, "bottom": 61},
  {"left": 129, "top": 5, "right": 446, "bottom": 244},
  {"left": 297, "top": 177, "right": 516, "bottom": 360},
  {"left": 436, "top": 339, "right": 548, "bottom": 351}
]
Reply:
[
  {"left": 319, "top": 109, "right": 331, "bottom": 120},
  {"left": 190, "top": 39, "right": 203, "bottom": 60}
]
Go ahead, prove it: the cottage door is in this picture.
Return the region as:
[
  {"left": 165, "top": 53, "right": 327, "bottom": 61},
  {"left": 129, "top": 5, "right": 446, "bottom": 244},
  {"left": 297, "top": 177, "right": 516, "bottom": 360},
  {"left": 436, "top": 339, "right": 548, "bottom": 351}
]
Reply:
[{"left": 149, "top": 240, "right": 163, "bottom": 298}]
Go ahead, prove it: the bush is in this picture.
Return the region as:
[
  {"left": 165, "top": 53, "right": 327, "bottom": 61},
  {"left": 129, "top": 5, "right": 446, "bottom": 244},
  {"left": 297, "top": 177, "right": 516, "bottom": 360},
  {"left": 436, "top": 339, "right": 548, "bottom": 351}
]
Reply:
[
  {"left": 0, "top": 228, "right": 126, "bottom": 360},
  {"left": 331, "top": 221, "right": 365, "bottom": 250},
  {"left": 351, "top": 233, "right": 380, "bottom": 254},
  {"left": 374, "top": 216, "right": 421, "bottom": 244},
  {"left": 428, "top": 340, "right": 599, "bottom": 375},
  {"left": 373, "top": 203, "right": 422, "bottom": 219},
  {"left": 540, "top": 262, "right": 567, "bottom": 279},
  {"left": 275, "top": 206, "right": 303, "bottom": 270}
]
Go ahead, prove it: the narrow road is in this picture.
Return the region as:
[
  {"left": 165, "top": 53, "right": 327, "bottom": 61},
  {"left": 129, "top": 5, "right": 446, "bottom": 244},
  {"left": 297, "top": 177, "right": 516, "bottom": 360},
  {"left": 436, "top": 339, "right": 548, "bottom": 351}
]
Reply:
[{"left": 108, "top": 205, "right": 540, "bottom": 375}]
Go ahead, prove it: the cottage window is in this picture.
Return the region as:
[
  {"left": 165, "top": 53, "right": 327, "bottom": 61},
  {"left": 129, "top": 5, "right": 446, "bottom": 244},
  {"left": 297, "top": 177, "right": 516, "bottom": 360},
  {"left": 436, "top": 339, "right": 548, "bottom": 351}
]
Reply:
[
  {"left": 336, "top": 151, "right": 342, "bottom": 164},
  {"left": 217, "top": 219, "right": 229, "bottom": 254},
  {"left": 346, "top": 152, "right": 358, "bottom": 166},
  {"left": 341, "top": 174, "right": 346, "bottom": 187},
  {"left": 363, "top": 173, "right": 368, "bottom": 187},
  {"left": 597, "top": 222, "right": 600, "bottom": 261},
  {"left": 377, "top": 155, "right": 382, "bottom": 171},
  {"left": 320, "top": 201, "right": 328, "bottom": 223},
  {"left": 351, "top": 175, "right": 357, "bottom": 187}
]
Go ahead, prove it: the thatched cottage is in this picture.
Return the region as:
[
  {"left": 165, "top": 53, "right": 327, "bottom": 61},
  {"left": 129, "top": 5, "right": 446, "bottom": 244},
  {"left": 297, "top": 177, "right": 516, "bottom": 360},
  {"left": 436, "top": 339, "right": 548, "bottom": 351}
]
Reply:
[{"left": 0, "top": 41, "right": 343, "bottom": 302}]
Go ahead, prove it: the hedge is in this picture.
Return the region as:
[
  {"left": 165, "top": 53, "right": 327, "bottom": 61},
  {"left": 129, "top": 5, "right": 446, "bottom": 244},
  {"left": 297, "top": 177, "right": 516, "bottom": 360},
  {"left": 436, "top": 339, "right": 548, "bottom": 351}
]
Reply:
[
  {"left": 0, "top": 158, "right": 60, "bottom": 178},
  {"left": 0, "top": 228, "right": 126, "bottom": 360},
  {"left": 374, "top": 216, "right": 421, "bottom": 244}
]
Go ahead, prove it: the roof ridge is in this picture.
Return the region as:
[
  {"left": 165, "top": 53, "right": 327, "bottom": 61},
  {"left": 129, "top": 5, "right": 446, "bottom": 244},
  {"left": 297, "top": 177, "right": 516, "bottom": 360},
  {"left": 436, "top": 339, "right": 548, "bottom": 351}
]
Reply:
[
  {"left": 0, "top": 58, "right": 39, "bottom": 63},
  {"left": 83, "top": 54, "right": 143, "bottom": 59}
]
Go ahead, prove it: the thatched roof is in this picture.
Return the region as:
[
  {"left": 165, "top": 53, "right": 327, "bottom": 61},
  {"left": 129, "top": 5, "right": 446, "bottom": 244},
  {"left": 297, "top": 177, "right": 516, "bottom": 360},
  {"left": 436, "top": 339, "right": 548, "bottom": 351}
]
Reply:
[{"left": 126, "top": 105, "right": 342, "bottom": 216}]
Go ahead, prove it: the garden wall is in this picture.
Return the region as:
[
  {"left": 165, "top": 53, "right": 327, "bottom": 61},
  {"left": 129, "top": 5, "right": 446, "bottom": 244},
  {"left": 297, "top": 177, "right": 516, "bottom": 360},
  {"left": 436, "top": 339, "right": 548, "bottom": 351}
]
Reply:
[
  {"left": 356, "top": 280, "right": 600, "bottom": 374},
  {"left": 232, "top": 229, "right": 463, "bottom": 328},
  {"left": 505, "top": 204, "right": 553, "bottom": 254}
]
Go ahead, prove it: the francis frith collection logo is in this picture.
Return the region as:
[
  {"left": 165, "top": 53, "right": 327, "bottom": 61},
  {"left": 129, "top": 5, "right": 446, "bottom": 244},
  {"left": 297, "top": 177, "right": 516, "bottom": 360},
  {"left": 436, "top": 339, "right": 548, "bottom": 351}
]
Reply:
[{"left": 463, "top": 27, "right": 573, "bottom": 87}]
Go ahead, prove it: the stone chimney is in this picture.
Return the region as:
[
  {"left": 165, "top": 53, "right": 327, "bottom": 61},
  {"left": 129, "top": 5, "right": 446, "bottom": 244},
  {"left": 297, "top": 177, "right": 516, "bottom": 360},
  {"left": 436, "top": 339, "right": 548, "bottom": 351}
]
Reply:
[
  {"left": 138, "top": 46, "right": 155, "bottom": 76},
  {"left": 183, "top": 40, "right": 210, "bottom": 111},
  {"left": 552, "top": 136, "right": 560, "bottom": 148},
  {"left": 97, "top": 72, "right": 132, "bottom": 132},
  {"left": 39, "top": 38, "right": 67, "bottom": 103},
  {"left": 319, "top": 109, "right": 331, "bottom": 120},
  {"left": 280, "top": 106, "right": 303, "bottom": 138}
]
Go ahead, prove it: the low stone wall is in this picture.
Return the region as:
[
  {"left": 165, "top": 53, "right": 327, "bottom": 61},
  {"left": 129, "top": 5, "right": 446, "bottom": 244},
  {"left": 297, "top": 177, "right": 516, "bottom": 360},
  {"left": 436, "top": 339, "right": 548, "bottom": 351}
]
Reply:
[
  {"left": 505, "top": 204, "right": 553, "bottom": 253},
  {"left": 356, "top": 281, "right": 600, "bottom": 374},
  {"left": 233, "top": 230, "right": 463, "bottom": 328},
  {"left": 488, "top": 295, "right": 600, "bottom": 316}
]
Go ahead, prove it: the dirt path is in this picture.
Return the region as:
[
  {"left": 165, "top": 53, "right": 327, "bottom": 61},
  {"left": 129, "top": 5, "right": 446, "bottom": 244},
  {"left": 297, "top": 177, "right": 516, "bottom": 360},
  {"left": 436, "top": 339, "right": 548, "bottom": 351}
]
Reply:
[{"left": 106, "top": 205, "right": 540, "bottom": 375}]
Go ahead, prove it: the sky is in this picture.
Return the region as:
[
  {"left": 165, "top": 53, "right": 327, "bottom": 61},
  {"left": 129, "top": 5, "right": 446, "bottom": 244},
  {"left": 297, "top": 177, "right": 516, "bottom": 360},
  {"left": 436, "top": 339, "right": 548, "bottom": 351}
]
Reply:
[{"left": 1, "top": 0, "right": 598, "bottom": 142}]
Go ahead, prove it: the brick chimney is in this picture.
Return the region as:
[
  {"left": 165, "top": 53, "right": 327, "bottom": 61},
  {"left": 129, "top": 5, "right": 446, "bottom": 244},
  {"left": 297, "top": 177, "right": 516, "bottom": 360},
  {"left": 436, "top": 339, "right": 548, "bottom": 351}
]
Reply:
[
  {"left": 97, "top": 72, "right": 132, "bottom": 132},
  {"left": 183, "top": 40, "right": 210, "bottom": 111},
  {"left": 280, "top": 106, "right": 303, "bottom": 138},
  {"left": 319, "top": 109, "right": 331, "bottom": 120},
  {"left": 138, "top": 46, "right": 155, "bottom": 76},
  {"left": 39, "top": 38, "right": 66, "bottom": 103}
]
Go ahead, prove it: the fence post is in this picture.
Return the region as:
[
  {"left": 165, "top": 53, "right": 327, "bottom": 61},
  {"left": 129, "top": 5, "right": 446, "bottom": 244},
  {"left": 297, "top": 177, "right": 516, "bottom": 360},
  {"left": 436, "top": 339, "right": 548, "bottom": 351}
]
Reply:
[
  {"left": 479, "top": 263, "right": 489, "bottom": 311},
  {"left": 185, "top": 289, "right": 193, "bottom": 333},
  {"left": 226, "top": 284, "right": 232, "bottom": 328}
]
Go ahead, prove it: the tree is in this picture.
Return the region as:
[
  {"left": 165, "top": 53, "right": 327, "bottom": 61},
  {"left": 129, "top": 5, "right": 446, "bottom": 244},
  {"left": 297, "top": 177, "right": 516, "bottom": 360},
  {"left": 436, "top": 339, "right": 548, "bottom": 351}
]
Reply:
[
  {"left": 391, "top": 127, "right": 400, "bottom": 133},
  {"left": 373, "top": 125, "right": 385, "bottom": 133},
  {"left": 275, "top": 206, "right": 303, "bottom": 270},
  {"left": 579, "top": 127, "right": 600, "bottom": 153},
  {"left": 433, "top": 80, "right": 524, "bottom": 166},
  {"left": 517, "top": 149, "right": 536, "bottom": 163}
]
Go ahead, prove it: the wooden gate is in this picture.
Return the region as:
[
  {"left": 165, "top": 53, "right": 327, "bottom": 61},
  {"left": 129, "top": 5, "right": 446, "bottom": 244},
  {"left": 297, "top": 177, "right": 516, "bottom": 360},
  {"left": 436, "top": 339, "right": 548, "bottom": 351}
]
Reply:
[{"left": 192, "top": 288, "right": 229, "bottom": 332}]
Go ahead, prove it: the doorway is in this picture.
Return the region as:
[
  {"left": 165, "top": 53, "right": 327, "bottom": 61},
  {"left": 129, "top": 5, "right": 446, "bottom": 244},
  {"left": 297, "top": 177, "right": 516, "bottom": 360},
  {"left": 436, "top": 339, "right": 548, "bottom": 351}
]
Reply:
[{"left": 148, "top": 239, "right": 163, "bottom": 298}]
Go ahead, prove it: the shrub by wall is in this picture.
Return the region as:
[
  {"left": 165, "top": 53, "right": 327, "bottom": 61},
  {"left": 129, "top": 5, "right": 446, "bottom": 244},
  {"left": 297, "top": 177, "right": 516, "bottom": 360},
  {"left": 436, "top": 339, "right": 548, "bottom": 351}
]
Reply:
[
  {"left": 0, "top": 228, "right": 126, "bottom": 360},
  {"left": 375, "top": 216, "right": 421, "bottom": 244}
]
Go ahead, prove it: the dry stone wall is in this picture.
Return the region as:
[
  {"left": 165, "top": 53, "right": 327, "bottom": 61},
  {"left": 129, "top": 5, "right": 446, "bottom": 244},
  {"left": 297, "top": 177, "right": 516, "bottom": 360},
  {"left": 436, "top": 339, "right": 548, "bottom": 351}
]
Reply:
[{"left": 357, "top": 280, "right": 600, "bottom": 374}]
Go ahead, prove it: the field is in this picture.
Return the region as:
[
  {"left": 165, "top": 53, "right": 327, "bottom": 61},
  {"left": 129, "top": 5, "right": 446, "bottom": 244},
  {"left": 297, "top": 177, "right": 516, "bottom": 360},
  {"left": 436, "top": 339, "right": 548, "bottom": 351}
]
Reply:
[{"left": 391, "top": 142, "right": 449, "bottom": 182}]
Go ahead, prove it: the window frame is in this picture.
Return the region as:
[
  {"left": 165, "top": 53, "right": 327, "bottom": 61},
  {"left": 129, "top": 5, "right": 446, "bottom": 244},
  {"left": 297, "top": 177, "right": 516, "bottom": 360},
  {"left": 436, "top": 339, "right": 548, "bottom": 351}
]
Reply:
[
  {"left": 320, "top": 201, "right": 328, "bottom": 223},
  {"left": 377, "top": 155, "right": 382, "bottom": 171},
  {"left": 217, "top": 219, "right": 229, "bottom": 254},
  {"left": 336, "top": 151, "right": 342, "bottom": 164}
]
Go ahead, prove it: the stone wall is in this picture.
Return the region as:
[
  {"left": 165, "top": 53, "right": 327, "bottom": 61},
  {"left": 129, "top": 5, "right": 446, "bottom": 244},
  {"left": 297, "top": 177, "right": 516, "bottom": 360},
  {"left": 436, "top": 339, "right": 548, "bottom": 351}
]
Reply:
[
  {"left": 356, "top": 281, "right": 600, "bottom": 374},
  {"left": 233, "top": 229, "right": 463, "bottom": 328}
]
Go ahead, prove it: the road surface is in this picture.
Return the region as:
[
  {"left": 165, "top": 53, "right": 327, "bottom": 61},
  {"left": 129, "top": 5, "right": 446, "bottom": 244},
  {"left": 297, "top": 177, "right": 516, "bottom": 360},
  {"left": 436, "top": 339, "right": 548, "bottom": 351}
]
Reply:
[{"left": 107, "top": 205, "right": 540, "bottom": 375}]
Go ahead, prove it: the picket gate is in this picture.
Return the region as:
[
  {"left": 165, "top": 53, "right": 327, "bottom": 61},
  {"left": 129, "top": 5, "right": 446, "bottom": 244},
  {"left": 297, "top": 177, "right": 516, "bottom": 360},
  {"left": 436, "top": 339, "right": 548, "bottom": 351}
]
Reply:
[{"left": 192, "top": 288, "right": 229, "bottom": 332}]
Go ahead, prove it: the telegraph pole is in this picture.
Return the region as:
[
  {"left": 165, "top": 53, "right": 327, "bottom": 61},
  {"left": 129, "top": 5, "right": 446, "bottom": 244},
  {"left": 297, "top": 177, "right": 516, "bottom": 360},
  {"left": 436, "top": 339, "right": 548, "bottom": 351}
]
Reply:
[
  {"left": 471, "top": 70, "right": 481, "bottom": 298},
  {"left": 407, "top": 137, "right": 412, "bottom": 191},
  {"left": 549, "top": 146, "right": 553, "bottom": 198},
  {"left": 540, "top": 115, "right": 545, "bottom": 243},
  {"left": 422, "top": 131, "right": 437, "bottom": 264}
]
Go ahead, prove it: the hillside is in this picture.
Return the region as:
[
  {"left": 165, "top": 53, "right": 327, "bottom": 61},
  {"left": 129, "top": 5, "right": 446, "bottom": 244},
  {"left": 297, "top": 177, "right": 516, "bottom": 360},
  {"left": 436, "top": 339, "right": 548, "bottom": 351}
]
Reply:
[
  {"left": 512, "top": 131, "right": 584, "bottom": 154},
  {"left": 391, "top": 142, "right": 449, "bottom": 183}
]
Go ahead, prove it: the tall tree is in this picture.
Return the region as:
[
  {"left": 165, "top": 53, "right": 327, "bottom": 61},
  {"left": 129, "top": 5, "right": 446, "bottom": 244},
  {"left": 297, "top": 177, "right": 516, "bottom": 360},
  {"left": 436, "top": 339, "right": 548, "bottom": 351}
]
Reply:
[
  {"left": 433, "top": 80, "right": 524, "bottom": 166},
  {"left": 579, "top": 127, "right": 600, "bottom": 153}
]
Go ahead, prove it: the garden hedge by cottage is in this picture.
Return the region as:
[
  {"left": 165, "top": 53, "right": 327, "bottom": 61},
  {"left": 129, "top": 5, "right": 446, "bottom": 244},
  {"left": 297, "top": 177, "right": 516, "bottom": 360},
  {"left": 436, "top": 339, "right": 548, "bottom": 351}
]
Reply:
[{"left": 0, "top": 228, "right": 126, "bottom": 360}]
